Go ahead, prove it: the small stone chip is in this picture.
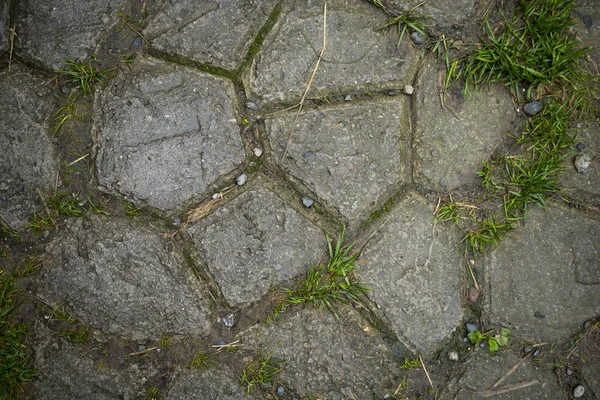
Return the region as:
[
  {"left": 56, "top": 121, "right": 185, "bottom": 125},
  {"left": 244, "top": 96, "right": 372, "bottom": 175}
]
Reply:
[
  {"left": 573, "top": 385, "right": 585, "bottom": 398},
  {"left": 236, "top": 173, "right": 247, "bottom": 186},
  {"left": 403, "top": 84, "right": 414, "bottom": 95}
]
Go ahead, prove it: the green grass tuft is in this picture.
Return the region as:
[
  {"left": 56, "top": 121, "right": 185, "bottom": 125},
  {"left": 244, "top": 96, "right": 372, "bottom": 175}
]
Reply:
[
  {"left": 239, "top": 348, "right": 283, "bottom": 395},
  {"left": 57, "top": 56, "right": 114, "bottom": 98},
  {"left": 189, "top": 351, "right": 218, "bottom": 370}
]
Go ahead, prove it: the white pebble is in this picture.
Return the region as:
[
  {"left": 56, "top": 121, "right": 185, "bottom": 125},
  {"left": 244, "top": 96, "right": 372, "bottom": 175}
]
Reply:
[
  {"left": 573, "top": 385, "right": 585, "bottom": 398},
  {"left": 448, "top": 350, "right": 459, "bottom": 361},
  {"left": 403, "top": 84, "right": 414, "bottom": 95},
  {"left": 253, "top": 147, "right": 263, "bottom": 157},
  {"left": 235, "top": 173, "right": 247, "bottom": 186}
]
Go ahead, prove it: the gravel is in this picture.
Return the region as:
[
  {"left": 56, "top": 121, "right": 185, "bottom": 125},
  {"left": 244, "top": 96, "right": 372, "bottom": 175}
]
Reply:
[
  {"left": 573, "top": 384, "right": 585, "bottom": 398},
  {"left": 410, "top": 31, "right": 427, "bottom": 45},
  {"left": 302, "top": 197, "right": 314, "bottom": 208},
  {"left": 236, "top": 173, "right": 248, "bottom": 186},
  {"left": 523, "top": 101, "right": 543, "bottom": 116}
]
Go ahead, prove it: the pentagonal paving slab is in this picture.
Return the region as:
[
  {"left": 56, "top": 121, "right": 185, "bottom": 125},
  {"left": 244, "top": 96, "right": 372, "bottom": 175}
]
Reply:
[
  {"left": 37, "top": 215, "right": 212, "bottom": 342},
  {"left": 244, "top": 0, "right": 421, "bottom": 105},
  {"left": 187, "top": 184, "right": 325, "bottom": 307},
  {"left": 94, "top": 56, "right": 244, "bottom": 211},
  {"left": 34, "top": 325, "right": 145, "bottom": 400},
  {"left": 15, "top": 0, "right": 121, "bottom": 70},
  {"left": 359, "top": 191, "right": 462, "bottom": 355},
  {"left": 0, "top": 67, "right": 58, "bottom": 230},
  {"left": 145, "top": 0, "right": 278, "bottom": 70},
  {"left": 239, "top": 307, "right": 400, "bottom": 399},
  {"left": 413, "top": 61, "right": 516, "bottom": 190},
  {"left": 484, "top": 205, "right": 600, "bottom": 343},
  {"left": 0, "top": 1, "right": 8, "bottom": 55},
  {"left": 267, "top": 98, "right": 410, "bottom": 222}
]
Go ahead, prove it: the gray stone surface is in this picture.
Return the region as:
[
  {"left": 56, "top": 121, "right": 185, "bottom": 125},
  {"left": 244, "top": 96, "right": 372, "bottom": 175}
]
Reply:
[
  {"left": 386, "top": 0, "right": 477, "bottom": 29},
  {"left": 145, "top": 0, "right": 278, "bottom": 70},
  {"left": 267, "top": 99, "right": 409, "bottom": 222},
  {"left": 485, "top": 205, "right": 600, "bottom": 343},
  {"left": 442, "top": 350, "right": 563, "bottom": 400},
  {"left": 245, "top": 0, "right": 421, "bottom": 105},
  {"left": 240, "top": 307, "right": 400, "bottom": 399},
  {"left": 34, "top": 325, "right": 143, "bottom": 400},
  {"left": 15, "top": 0, "right": 120, "bottom": 70},
  {"left": 560, "top": 123, "right": 600, "bottom": 196},
  {"left": 37, "top": 215, "right": 212, "bottom": 341},
  {"left": 583, "top": 360, "right": 600, "bottom": 397},
  {"left": 574, "top": 0, "right": 600, "bottom": 64},
  {"left": 0, "top": 68, "right": 57, "bottom": 230},
  {"left": 0, "top": 1, "right": 8, "bottom": 55},
  {"left": 359, "top": 191, "right": 462, "bottom": 355},
  {"left": 167, "top": 369, "right": 246, "bottom": 400},
  {"left": 94, "top": 56, "right": 244, "bottom": 211},
  {"left": 414, "top": 62, "right": 516, "bottom": 190},
  {"left": 187, "top": 185, "right": 325, "bottom": 307}
]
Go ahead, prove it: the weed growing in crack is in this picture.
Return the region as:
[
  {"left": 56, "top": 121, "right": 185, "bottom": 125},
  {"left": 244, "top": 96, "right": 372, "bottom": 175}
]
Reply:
[
  {"left": 58, "top": 56, "right": 115, "bottom": 98},
  {"left": 378, "top": 1, "right": 427, "bottom": 47},
  {"left": 189, "top": 351, "right": 219, "bottom": 370},
  {"left": 239, "top": 347, "right": 283, "bottom": 395},
  {"left": 46, "top": 192, "right": 86, "bottom": 217},
  {"left": 0, "top": 270, "right": 36, "bottom": 398},
  {"left": 124, "top": 201, "right": 142, "bottom": 218},
  {"left": 468, "top": 327, "right": 511, "bottom": 354},
  {"left": 268, "top": 227, "right": 369, "bottom": 322},
  {"left": 52, "top": 93, "right": 86, "bottom": 135}
]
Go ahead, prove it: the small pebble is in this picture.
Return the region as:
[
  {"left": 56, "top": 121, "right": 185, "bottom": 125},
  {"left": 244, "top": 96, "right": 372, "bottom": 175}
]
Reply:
[
  {"left": 245, "top": 101, "right": 259, "bottom": 111},
  {"left": 388, "top": 90, "right": 397, "bottom": 96},
  {"left": 524, "top": 345, "right": 533, "bottom": 354},
  {"left": 574, "top": 154, "right": 591, "bottom": 174},
  {"left": 303, "top": 151, "right": 313, "bottom": 158},
  {"left": 302, "top": 197, "right": 314, "bottom": 208},
  {"left": 534, "top": 310, "right": 546, "bottom": 319},
  {"left": 576, "top": 143, "right": 585, "bottom": 151},
  {"left": 236, "top": 173, "right": 247, "bottom": 186},
  {"left": 566, "top": 366, "right": 574, "bottom": 376},
  {"left": 172, "top": 217, "right": 181, "bottom": 226},
  {"left": 130, "top": 36, "right": 143, "bottom": 50},
  {"left": 523, "top": 101, "right": 544, "bottom": 116},
  {"left": 468, "top": 287, "right": 480, "bottom": 303},
  {"left": 403, "top": 84, "right": 414, "bottom": 95},
  {"left": 344, "top": 94, "right": 352, "bottom": 101},
  {"left": 573, "top": 385, "right": 585, "bottom": 398},
  {"left": 253, "top": 147, "right": 263, "bottom": 157},
  {"left": 533, "top": 348, "right": 541, "bottom": 357},
  {"left": 448, "top": 350, "right": 459, "bottom": 361},
  {"left": 138, "top": 345, "right": 146, "bottom": 352},
  {"left": 466, "top": 322, "right": 478, "bottom": 333},
  {"left": 212, "top": 193, "right": 220, "bottom": 199},
  {"left": 277, "top": 386, "right": 285, "bottom": 397},
  {"left": 223, "top": 314, "right": 234, "bottom": 327},
  {"left": 410, "top": 31, "right": 427, "bottom": 45}
]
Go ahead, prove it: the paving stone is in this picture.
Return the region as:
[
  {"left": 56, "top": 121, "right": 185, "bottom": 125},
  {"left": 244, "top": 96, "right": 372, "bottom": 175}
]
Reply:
[
  {"left": 0, "top": 1, "right": 8, "bottom": 55},
  {"left": 167, "top": 368, "right": 246, "bottom": 400},
  {"left": 358, "top": 191, "right": 462, "bottom": 355},
  {"left": 244, "top": 0, "right": 421, "bottom": 105},
  {"left": 94, "top": 56, "right": 244, "bottom": 211},
  {"left": 574, "top": 0, "right": 600, "bottom": 65},
  {"left": 37, "top": 215, "right": 212, "bottom": 341},
  {"left": 145, "top": 0, "right": 278, "bottom": 70},
  {"left": 560, "top": 123, "right": 600, "bottom": 196},
  {"left": 34, "top": 324, "right": 144, "bottom": 400},
  {"left": 188, "top": 185, "right": 325, "bottom": 307},
  {"left": 267, "top": 98, "right": 409, "bottom": 222},
  {"left": 582, "top": 359, "right": 600, "bottom": 397},
  {"left": 386, "top": 0, "right": 477, "bottom": 29},
  {"left": 484, "top": 205, "right": 600, "bottom": 344},
  {"left": 240, "top": 307, "right": 400, "bottom": 399},
  {"left": 0, "top": 67, "right": 57, "bottom": 230},
  {"left": 413, "top": 61, "right": 515, "bottom": 190},
  {"left": 442, "top": 349, "right": 563, "bottom": 400},
  {"left": 15, "top": 0, "right": 120, "bottom": 70}
]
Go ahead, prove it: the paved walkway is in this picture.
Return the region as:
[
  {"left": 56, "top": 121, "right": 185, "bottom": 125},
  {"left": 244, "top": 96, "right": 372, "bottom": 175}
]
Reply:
[{"left": 0, "top": 0, "right": 599, "bottom": 399}]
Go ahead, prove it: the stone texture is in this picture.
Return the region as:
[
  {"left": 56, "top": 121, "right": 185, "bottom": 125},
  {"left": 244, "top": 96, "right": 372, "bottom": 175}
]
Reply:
[
  {"left": 15, "top": 0, "right": 120, "bottom": 70},
  {"left": 167, "top": 369, "right": 246, "bottom": 400},
  {"left": 583, "top": 359, "right": 600, "bottom": 397},
  {"left": 267, "top": 99, "right": 409, "bottom": 222},
  {"left": 560, "top": 123, "right": 600, "bottom": 196},
  {"left": 240, "top": 307, "right": 400, "bottom": 399},
  {"left": 574, "top": 0, "right": 600, "bottom": 65},
  {"left": 485, "top": 205, "right": 600, "bottom": 343},
  {"left": 442, "top": 350, "right": 563, "bottom": 400},
  {"left": 386, "top": 0, "right": 477, "bottom": 29},
  {"left": 0, "top": 68, "right": 57, "bottom": 230},
  {"left": 37, "top": 215, "right": 211, "bottom": 341},
  {"left": 94, "top": 56, "right": 244, "bottom": 211},
  {"left": 187, "top": 185, "right": 325, "bottom": 307},
  {"left": 413, "top": 61, "right": 515, "bottom": 190},
  {"left": 245, "top": 0, "right": 421, "bottom": 105},
  {"left": 34, "top": 325, "right": 144, "bottom": 400},
  {"left": 0, "top": 1, "right": 8, "bottom": 55},
  {"left": 145, "top": 0, "right": 278, "bottom": 70},
  {"left": 359, "top": 191, "right": 462, "bottom": 355}
]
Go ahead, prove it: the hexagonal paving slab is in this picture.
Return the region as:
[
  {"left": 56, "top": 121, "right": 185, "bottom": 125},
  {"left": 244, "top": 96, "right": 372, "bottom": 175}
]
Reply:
[
  {"left": 240, "top": 307, "right": 400, "bottom": 398},
  {"left": 267, "top": 98, "right": 410, "bottom": 222},
  {"left": 359, "top": 191, "right": 462, "bottom": 355},
  {"left": 144, "top": 0, "right": 278, "bottom": 70},
  {"left": 94, "top": 56, "right": 244, "bottom": 211},
  {"left": 0, "top": 67, "right": 57, "bottom": 230},
  {"left": 244, "top": 0, "right": 421, "bottom": 105},
  {"left": 187, "top": 184, "right": 325, "bottom": 307},
  {"left": 413, "top": 61, "right": 516, "bottom": 190},
  {"left": 15, "top": 0, "right": 120, "bottom": 70},
  {"left": 484, "top": 204, "right": 600, "bottom": 343},
  {"left": 37, "top": 215, "right": 212, "bottom": 341}
]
